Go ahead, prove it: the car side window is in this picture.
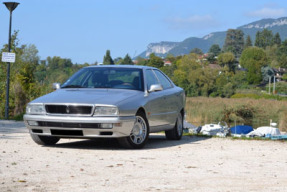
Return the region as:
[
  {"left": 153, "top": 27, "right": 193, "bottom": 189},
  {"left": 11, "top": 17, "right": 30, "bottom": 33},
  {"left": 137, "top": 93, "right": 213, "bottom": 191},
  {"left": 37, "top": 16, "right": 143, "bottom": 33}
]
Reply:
[
  {"left": 145, "top": 69, "right": 159, "bottom": 90},
  {"left": 153, "top": 70, "right": 173, "bottom": 89}
]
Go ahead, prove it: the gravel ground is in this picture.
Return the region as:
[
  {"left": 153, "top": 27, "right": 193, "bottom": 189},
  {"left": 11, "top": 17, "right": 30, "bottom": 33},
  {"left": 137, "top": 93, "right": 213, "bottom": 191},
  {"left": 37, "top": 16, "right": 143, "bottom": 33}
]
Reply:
[{"left": 1, "top": 120, "right": 287, "bottom": 192}]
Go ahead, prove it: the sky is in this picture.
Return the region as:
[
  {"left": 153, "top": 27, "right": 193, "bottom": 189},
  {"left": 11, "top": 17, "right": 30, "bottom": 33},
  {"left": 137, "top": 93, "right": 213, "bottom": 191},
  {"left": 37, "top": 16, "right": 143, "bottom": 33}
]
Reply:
[{"left": 0, "top": 0, "right": 287, "bottom": 64}]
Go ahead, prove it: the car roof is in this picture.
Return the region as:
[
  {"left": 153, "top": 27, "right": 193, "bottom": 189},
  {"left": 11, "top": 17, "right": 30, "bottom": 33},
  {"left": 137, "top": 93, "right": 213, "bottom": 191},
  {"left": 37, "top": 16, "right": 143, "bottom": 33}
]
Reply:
[{"left": 85, "top": 65, "right": 157, "bottom": 70}]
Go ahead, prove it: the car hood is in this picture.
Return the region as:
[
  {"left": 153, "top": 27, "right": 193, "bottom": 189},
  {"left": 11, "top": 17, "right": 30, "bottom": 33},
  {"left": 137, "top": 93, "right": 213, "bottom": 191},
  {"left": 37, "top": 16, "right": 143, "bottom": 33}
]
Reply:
[{"left": 30, "top": 88, "right": 142, "bottom": 106}]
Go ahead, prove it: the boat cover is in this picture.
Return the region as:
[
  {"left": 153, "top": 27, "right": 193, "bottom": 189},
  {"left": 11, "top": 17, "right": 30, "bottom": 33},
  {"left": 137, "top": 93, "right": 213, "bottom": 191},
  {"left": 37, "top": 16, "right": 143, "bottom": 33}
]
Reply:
[
  {"left": 230, "top": 125, "right": 253, "bottom": 134},
  {"left": 247, "top": 126, "right": 281, "bottom": 137}
]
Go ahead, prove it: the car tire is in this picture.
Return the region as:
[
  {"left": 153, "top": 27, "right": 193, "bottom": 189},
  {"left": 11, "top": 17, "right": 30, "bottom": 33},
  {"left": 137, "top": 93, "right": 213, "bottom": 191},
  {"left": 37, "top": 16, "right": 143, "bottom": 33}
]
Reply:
[
  {"left": 165, "top": 112, "right": 183, "bottom": 140},
  {"left": 118, "top": 112, "right": 149, "bottom": 149},
  {"left": 30, "top": 134, "right": 60, "bottom": 145}
]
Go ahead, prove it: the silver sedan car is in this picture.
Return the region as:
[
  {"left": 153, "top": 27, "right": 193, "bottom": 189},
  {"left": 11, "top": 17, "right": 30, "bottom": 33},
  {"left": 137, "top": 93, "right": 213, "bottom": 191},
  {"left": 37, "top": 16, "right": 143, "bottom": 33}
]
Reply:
[{"left": 24, "top": 65, "right": 185, "bottom": 149}]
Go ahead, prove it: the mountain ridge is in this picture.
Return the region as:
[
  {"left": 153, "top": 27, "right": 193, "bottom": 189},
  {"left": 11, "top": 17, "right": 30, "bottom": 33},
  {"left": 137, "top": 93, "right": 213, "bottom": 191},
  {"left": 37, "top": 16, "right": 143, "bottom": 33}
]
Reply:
[{"left": 136, "top": 17, "right": 287, "bottom": 58}]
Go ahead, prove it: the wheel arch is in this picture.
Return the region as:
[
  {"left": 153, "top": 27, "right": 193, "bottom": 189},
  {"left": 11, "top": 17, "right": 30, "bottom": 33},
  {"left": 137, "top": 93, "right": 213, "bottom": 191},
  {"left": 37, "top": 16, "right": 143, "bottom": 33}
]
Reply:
[
  {"left": 136, "top": 107, "right": 147, "bottom": 117},
  {"left": 180, "top": 108, "right": 185, "bottom": 119}
]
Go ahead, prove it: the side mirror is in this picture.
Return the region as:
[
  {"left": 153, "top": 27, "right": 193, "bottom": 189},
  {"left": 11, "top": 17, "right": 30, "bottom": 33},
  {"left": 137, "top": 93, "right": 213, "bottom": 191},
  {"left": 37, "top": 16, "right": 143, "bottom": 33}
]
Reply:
[
  {"left": 52, "top": 83, "right": 61, "bottom": 90},
  {"left": 148, "top": 84, "right": 163, "bottom": 92}
]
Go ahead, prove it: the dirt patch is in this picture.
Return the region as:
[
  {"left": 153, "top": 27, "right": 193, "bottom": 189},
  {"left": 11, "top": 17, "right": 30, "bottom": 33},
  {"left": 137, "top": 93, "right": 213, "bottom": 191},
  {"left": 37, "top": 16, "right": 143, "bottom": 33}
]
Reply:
[{"left": 1, "top": 120, "right": 287, "bottom": 191}]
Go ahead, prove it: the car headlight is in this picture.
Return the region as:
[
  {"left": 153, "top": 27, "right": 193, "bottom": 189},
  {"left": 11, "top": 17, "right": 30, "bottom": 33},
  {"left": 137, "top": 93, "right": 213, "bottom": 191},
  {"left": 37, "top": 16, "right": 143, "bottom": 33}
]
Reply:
[
  {"left": 94, "top": 106, "right": 118, "bottom": 116},
  {"left": 26, "top": 104, "right": 46, "bottom": 114}
]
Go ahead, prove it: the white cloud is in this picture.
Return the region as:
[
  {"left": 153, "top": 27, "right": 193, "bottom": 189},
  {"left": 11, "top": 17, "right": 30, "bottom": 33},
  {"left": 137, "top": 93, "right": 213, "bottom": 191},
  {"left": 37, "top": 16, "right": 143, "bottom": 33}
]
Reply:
[
  {"left": 165, "top": 15, "right": 218, "bottom": 32},
  {"left": 247, "top": 7, "right": 286, "bottom": 18}
]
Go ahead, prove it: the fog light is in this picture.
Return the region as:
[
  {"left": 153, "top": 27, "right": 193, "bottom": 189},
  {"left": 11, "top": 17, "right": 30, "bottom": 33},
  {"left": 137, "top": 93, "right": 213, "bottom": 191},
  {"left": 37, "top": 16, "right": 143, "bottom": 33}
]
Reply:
[
  {"left": 28, "top": 121, "right": 38, "bottom": 126},
  {"left": 101, "top": 123, "right": 113, "bottom": 129}
]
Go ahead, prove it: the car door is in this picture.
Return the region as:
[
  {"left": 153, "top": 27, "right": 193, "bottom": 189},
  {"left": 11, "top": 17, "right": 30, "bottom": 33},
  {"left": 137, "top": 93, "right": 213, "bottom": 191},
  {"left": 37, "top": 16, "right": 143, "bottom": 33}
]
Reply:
[
  {"left": 153, "top": 70, "right": 178, "bottom": 128},
  {"left": 145, "top": 69, "right": 168, "bottom": 130}
]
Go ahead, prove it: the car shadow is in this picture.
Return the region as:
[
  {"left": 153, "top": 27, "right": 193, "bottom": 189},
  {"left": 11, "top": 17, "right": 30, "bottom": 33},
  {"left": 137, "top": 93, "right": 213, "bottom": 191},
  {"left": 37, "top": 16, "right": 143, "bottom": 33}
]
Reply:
[
  {"left": 145, "top": 134, "right": 209, "bottom": 149},
  {"left": 47, "top": 134, "right": 211, "bottom": 150}
]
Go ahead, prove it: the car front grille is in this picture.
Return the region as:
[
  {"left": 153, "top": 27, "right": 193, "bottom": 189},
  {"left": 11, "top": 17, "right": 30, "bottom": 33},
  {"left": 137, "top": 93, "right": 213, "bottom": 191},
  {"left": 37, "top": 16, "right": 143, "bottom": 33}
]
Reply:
[
  {"left": 38, "top": 121, "right": 101, "bottom": 128},
  {"left": 45, "top": 105, "right": 93, "bottom": 115}
]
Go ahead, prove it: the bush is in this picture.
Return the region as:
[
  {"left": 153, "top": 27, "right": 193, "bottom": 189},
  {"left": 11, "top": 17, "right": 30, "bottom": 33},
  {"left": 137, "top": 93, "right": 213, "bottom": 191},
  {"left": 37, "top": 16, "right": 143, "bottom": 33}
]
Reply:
[{"left": 221, "top": 105, "right": 256, "bottom": 126}]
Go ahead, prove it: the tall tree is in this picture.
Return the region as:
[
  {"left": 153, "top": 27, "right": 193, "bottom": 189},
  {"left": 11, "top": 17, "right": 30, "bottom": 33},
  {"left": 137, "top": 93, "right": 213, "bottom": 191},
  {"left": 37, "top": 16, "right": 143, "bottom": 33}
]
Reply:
[
  {"left": 103, "top": 50, "right": 114, "bottom": 65},
  {"left": 244, "top": 35, "right": 253, "bottom": 49},
  {"left": 254, "top": 29, "right": 273, "bottom": 48},
  {"left": 223, "top": 29, "right": 244, "bottom": 58},
  {"left": 121, "top": 54, "right": 133, "bottom": 64},
  {"left": 240, "top": 47, "right": 267, "bottom": 84},
  {"left": 272, "top": 32, "right": 281, "bottom": 46},
  {"left": 277, "top": 39, "right": 287, "bottom": 68}
]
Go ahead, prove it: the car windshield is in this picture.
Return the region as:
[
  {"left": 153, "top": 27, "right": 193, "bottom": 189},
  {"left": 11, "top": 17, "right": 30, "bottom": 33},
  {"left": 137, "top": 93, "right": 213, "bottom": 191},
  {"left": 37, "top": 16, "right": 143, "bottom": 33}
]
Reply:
[{"left": 61, "top": 67, "right": 144, "bottom": 91}]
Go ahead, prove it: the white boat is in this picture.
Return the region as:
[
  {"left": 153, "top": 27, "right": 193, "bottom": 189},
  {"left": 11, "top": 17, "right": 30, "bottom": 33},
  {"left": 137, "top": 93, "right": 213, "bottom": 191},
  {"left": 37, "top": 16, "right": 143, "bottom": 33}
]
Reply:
[
  {"left": 247, "top": 122, "right": 281, "bottom": 138},
  {"left": 199, "top": 122, "right": 228, "bottom": 137}
]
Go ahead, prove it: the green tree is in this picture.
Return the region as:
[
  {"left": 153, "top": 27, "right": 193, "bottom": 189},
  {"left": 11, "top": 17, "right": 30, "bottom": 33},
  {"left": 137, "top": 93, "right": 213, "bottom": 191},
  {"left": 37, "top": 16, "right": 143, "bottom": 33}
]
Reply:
[
  {"left": 15, "top": 62, "right": 39, "bottom": 115},
  {"left": 206, "top": 53, "right": 216, "bottom": 63},
  {"left": 46, "top": 56, "right": 73, "bottom": 70},
  {"left": 172, "top": 53, "right": 218, "bottom": 97},
  {"left": 172, "top": 53, "right": 200, "bottom": 96},
  {"left": 214, "top": 68, "right": 235, "bottom": 97},
  {"left": 190, "top": 48, "right": 203, "bottom": 55},
  {"left": 230, "top": 71, "right": 248, "bottom": 89},
  {"left": 103, "top": 50, "right": 114, "bottom": 65},
  {"left": 21, "top": 44, "right": 39, "bottom": 65},
  {"left": 240, "top": 47, "right": 267, "bottom": 84},
  {"left": 147, "top": 53, "right": 164, "bottom": 68},
  {"left": 114, "top": 57, "right": 123, "bottom": 64},
  {"left": 277, "top": 40, "right": 287, "bottom": 68},
  {"left": 160, "top": 64, "right": 177, "bottom": 80},
  {"left": 254, "top": 29, "right": 273, "bottom": 49},
  {"left": 209, "top": 44, "right": 221, "bottom": 56},
  {"left": 217, "top": 52, "right": 236, "bottom": 72},
  {"left": 265, "top": 45, "right": 279, "bottom": 68},
  {"left": 1, "top": 30, "right": 20, "bottom": 52},
  {"left": 121, "top": 54, "right": 133, "bottom": 64},
  {"left": 223, "top": 29, "right": 244, "bottom": 58},
  {"left": 272, "top": 32, "right": 281, "bottom": 46},
  {"left": 244, "top": 35, "right": 253, "bottom": 49},
  {"left": 190, "top": 68, "right": 217, "bottom": 96},
  {"left": 165, "top": 54, "right": 177, "bottom": 63}
]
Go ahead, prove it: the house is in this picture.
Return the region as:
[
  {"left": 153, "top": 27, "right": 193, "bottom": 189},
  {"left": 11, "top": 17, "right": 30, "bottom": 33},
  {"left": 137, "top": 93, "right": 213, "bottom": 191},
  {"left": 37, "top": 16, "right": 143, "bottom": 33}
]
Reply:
[
  {"left": 164, "top": 60, "right": 172, "bottom": 66},
  {"left": 208, "top": 64, "right": 221, "bottom": 70},
  {"left": 273, "top": 67, "right": 287, "bottom": 81}
]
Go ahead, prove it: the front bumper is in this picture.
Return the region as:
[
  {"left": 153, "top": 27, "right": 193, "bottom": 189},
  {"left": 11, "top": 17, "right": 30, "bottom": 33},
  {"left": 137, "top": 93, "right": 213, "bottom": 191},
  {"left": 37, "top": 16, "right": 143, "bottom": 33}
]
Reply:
[{"left": 24, "top": 114, "right": 135, "bottom": 138}]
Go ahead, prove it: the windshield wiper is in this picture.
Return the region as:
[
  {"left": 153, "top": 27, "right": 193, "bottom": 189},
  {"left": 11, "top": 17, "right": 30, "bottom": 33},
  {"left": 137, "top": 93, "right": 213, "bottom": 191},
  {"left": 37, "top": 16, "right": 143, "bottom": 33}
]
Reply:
[{"left": 61, "top": 85, "right": 84, "bottom": 88}]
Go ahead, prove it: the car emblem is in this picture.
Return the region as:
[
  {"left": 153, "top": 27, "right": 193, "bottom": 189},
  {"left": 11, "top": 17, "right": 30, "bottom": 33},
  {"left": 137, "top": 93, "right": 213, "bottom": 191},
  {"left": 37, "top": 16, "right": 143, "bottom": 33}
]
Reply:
[{"left": 66, "top": 106, "right": 70, "bottom": 114}]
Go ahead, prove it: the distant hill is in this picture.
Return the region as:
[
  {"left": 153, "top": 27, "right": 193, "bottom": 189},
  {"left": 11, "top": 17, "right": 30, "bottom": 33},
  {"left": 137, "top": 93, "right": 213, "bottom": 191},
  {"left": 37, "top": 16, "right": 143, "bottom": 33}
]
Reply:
[{"left": 136, "top": 17, "right": 287, "bottom": 58}]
